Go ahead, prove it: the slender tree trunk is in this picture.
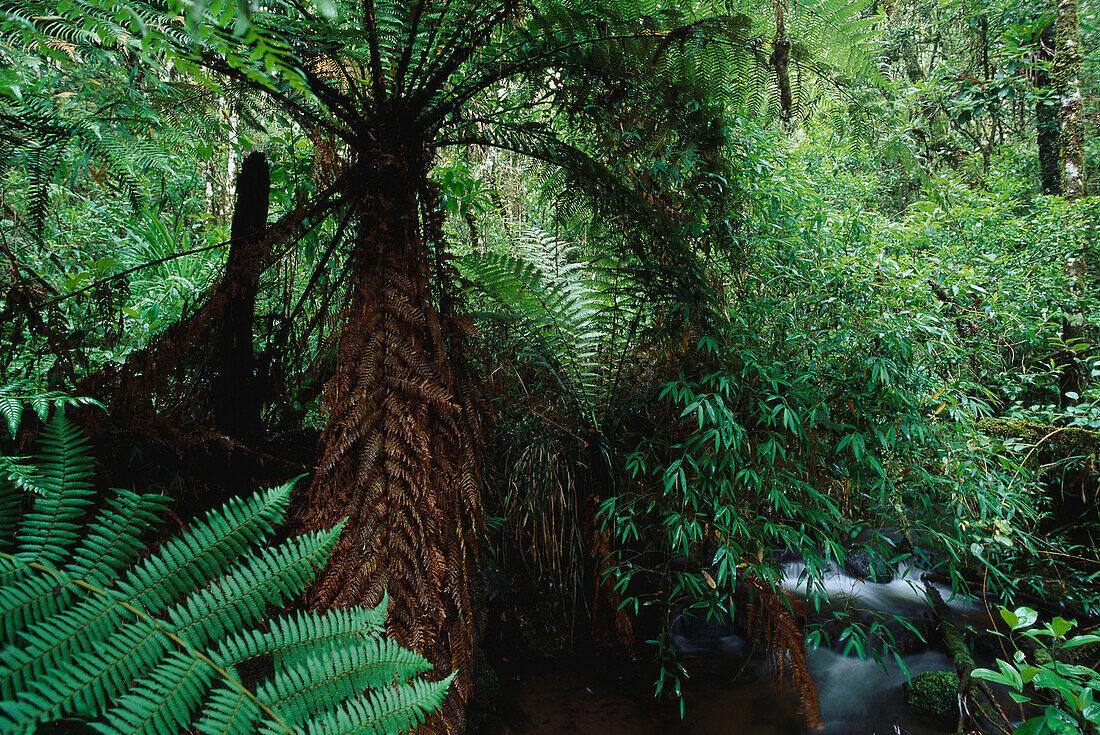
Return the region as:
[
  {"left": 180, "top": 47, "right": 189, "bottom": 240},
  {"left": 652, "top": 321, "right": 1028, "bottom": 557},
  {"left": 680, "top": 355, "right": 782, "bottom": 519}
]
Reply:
[
  {"left": 1054, "top": 0, "right": 1084, "bottom": 197},
  {"left": 1052, "top": 0, "right": 1087, "bottom": 398},
  {"left": 212, "top": 151, "right": 271, "bottom": 438},
  {"left": 771, "top": 0, "right": 792, "bottom": 121},
  {"left": 299, "top": 134, "right": 482, "bottom": 735},
  {"left": 1036, "top": 21, "right": 1061, "bottom": 195}
]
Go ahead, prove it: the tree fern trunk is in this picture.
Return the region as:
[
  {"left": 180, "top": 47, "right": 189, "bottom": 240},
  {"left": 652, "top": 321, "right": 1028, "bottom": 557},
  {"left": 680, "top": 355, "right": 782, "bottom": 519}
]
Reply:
[{"left": 299, "top": 137, "right": 482, "bottom": 735}]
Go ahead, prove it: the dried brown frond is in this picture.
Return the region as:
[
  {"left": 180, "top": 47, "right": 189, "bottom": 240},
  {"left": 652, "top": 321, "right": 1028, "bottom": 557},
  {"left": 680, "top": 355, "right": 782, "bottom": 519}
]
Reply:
[
  {"left": 745, "top": 569, "right": 823, "bottom": 732},
  {"left": 299, "top": 163, "right": 483, "bottom": 735}
]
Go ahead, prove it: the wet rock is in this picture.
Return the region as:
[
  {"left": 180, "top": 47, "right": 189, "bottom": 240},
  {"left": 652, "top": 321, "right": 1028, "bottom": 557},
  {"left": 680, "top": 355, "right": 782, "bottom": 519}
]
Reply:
[
  {"left": 844, "top": 547, "right": 896, "bottom": 583},
  {"left": 817, "top": 608, "right": 876, "bottom": 645},
  {"left": 717, "top": 634, "right": 748, "bottom": 659},
  {"left": 670, "top": 605, "right": 737, "bottom": 650},
  {"left": 890, "top": 613, "right": 937, "bottom": 654},
  {"left": 903, "top": 670, "right": 959, "bottom": 720},
  {"left": 669, "top": 605, "right": 750, "bottom": 677}
]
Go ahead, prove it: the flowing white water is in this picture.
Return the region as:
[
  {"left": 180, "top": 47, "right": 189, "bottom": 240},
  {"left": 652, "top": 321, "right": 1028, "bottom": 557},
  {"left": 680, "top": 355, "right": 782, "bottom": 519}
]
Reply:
[
  {"left": 781, "top": 559, "right": 979, "bottom": 734},
  {"left": 780, "top": 561, "right": 975, "bottom": 619},
  {"left": 490, "top": 560, "right": 976, "bottom": 734},
  {"left": 809, "top": 648, "right": 955, "bottom": 735}
]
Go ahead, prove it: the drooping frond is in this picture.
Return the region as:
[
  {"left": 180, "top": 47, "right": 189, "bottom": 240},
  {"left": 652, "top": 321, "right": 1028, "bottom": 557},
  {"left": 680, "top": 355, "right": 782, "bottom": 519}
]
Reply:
[
  {"left": 441, "top": 121, "right": 716, "bottom": 315},
  {"left": 745, "top": 569, "right": 822, "bottom": 731},
  {"left": 458, "top": 228, "right": 609, "bottom": 423}
]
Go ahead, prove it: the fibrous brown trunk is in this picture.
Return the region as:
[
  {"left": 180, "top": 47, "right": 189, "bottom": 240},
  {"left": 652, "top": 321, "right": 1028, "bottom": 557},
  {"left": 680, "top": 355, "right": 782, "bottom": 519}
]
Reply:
[
  {"left": 299, "top": 135, "right": 482, "bottom": 735},
  {"left": 212, "top": 151, "right": 271, "bottom": 438}
]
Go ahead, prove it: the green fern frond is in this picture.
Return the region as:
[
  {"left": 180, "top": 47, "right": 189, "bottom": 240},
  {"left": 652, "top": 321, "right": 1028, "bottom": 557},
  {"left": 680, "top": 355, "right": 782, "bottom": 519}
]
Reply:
[
  {"left": 0, "top": 574, "right": 80, "bottom": 643},
  {"left": 14, "top": 615, "right": 174, "bottom": 722},
  {"left": 117, "top": 481, "right": 293, "bottom": 614},
  {"left": 16, "top": 414, "right": 95, "bottom": 568},
  {"left": 458, "top": 226, "right": 629, "bottom": 426},
  {"left": 196, "top": 683, "right": 264, "bottom": 735},
  {"left": 166, "top": 524, "right": 346, "bottom": 647},
  {"left": 0, "top": 595, "right": 124, "bottom": 701},
  {"left": 259, "top": 639, "right": 434, "bottom": 728},
  {"left": 0, "top": 385, "right": 103, "bottom": 441},
  {"left": 297, "top": 673, "right": 456, "bottom": 735},
  {"left": 66, "top": 490, "right": 172, "bottom": 584},
  {"left": 96, "top": 650, "right": 215, "bottom": 735},
  {"left": 214, "top": 602, "right": 388, "bottom": 670},
  {"left": 197, "top": 615, "right": 432, "bottom": 735},
  {"left": 0, "top": 418, "right": 451, "bottom": 734},
  {"left": 0, "top": 476, "right": 19, "bottom": 550}
]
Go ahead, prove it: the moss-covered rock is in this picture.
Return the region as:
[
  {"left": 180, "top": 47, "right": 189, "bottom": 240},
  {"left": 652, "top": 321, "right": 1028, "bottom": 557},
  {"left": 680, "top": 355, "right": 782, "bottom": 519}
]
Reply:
[
  {"left": 977, "top": 418, "right": 1100, "bottom": 453},
  {"left": 904, "top": 670, "right": 959, "bottom": 720}
]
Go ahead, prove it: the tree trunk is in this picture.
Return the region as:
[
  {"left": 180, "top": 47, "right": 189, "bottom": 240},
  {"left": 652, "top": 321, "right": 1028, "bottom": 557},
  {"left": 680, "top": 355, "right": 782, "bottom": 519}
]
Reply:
[
  {"left": 771, "top": 1, "right": 792, "bottom": 121},
  {"left": 1036, "top": 21, "right": 1061, "bottom": 195},
  {"left": 1054, "top": 0, "right": 1084, "bottom": 198},
  {"left": 1053, "top": 0, "right": 1087, "bottom": 396},
  {"left": 212, "top": 151, "right": 271, "bottom": 438},
  {"left": 299, "top": 136, "right": 482, "bottom": 735}
]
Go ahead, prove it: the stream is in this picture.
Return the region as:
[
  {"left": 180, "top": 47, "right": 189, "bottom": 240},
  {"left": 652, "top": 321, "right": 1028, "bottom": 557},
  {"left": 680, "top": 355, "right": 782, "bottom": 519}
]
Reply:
[{"left": 486, "top": 562, "right": 985, "bottom": 735}]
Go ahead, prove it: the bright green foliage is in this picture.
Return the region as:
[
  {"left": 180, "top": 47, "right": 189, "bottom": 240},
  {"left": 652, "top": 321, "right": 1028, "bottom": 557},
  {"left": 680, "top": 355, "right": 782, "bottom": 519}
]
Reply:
[
  {"left": 974, "top": 608, "right": 1100, "bottom": 735},
  {"left": 459, "top": 227, "right": 620, "bottom": 428},
  {"left": 0, "top": 0, "right": 1097, "bottom": 725},
  {"left": 0, "top": 412, "right": 452, "bottom": 735},
  {"left": 591, "top": 131, "right": 1100, "bottom": 700}
]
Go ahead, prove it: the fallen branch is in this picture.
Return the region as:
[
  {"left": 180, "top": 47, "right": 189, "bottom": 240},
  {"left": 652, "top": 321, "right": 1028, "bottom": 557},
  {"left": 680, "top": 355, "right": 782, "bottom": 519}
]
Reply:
[{"left": 924, "top": 582, "right": 1013, "bottom": 735}]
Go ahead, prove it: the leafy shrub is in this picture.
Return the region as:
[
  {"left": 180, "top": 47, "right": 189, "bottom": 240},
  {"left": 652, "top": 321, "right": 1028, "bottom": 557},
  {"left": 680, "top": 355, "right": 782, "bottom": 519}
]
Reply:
[{"left": 974, "top": 608, "right": 1100, "bottom": 735}]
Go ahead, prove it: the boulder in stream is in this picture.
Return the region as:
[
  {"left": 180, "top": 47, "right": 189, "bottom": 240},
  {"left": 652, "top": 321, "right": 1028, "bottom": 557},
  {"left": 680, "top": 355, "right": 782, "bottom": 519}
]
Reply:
[{"left": 844, "top": 546, "right": 896, "bottom": 583}]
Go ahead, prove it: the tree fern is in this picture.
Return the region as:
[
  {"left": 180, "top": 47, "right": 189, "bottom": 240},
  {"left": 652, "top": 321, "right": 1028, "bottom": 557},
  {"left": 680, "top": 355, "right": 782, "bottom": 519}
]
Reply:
[
  {"left": 459, "top": 226, "right": 640, "bottom": 429},
  {"left": 3, "top": 2, "right": 881, "bottom": 730},
  {"left": 0, "top": 412, "right": 451, "bottom": 735}
]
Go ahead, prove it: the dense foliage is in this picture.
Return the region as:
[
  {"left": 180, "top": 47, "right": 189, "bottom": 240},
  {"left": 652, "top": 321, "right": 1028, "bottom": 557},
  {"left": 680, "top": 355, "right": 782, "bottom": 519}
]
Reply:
[{"left": 1, "top": 0, "right": 1098, "bottom": 732}]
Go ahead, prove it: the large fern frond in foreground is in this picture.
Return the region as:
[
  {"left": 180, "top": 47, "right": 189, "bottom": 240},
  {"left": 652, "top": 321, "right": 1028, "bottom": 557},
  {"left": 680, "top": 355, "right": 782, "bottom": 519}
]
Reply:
[{"left": 0, "top": 413, "right": 451, "bottom": 735}]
